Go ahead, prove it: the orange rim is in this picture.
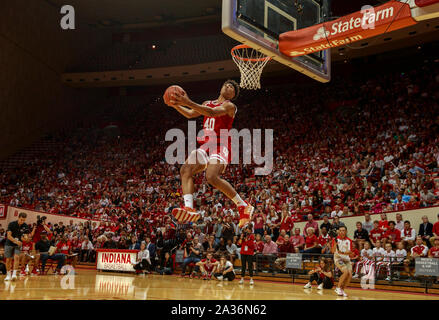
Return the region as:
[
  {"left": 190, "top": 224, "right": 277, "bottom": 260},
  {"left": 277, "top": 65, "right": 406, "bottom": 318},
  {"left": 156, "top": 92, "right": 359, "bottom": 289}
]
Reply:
[{"left": 231, "top": 44, "right": 271, "bottom": 62}]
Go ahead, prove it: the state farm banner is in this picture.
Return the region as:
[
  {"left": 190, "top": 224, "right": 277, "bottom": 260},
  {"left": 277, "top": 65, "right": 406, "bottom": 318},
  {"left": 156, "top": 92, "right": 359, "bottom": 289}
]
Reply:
[
  {"left": 5, "top": 205, "right": 100, "bottom": 226},
  {"left": 279, "top": 1, "right": 417, "bottom": 57},
  {"left": 96, "top": 249, "right": 138, "bottom": 272}
]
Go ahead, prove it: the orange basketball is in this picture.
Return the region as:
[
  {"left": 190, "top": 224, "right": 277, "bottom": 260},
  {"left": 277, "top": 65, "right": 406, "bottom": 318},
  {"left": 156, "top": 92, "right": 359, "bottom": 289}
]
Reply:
[{"left": 163, "top": 85, "right": 185, "bottom": 106}]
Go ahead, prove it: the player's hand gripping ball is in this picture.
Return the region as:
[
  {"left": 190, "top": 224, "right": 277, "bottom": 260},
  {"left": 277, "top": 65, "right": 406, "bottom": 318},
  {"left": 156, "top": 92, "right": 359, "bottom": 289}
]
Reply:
[{"left": 163, "top": 85, "right": 186, "bottom": 107}]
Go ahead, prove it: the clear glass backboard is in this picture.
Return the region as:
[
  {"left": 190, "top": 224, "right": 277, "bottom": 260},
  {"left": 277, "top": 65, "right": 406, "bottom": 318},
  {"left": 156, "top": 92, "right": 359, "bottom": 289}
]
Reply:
[{"left": 222, "top": 0, "right": 331, "bottom": 82}]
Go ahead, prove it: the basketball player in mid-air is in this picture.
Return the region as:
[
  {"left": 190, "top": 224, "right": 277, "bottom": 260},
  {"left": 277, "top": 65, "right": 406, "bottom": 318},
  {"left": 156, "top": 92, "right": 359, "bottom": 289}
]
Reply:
[
  {"left": 331, "top": 226, "right": 353, "bottom": 297},
  {"left": 168, "top": 80, "right": 253, "bottom": 228}
]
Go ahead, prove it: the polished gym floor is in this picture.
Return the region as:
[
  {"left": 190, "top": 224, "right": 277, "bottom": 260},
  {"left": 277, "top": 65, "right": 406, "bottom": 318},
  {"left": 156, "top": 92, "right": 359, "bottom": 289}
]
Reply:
[{"left": 1, "top": 269, "right": 438, "bottom": 300}]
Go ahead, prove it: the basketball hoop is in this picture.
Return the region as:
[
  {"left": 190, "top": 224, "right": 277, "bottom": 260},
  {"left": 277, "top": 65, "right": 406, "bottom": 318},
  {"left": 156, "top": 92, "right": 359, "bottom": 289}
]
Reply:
[{"left": 231, "top": 44, "right": 271, "bottom": 90}]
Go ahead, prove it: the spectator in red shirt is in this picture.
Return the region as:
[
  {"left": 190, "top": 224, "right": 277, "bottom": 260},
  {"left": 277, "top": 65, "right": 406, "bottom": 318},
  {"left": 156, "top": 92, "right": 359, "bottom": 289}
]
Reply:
[
  {"left": 274, "top": 234, "right": 295, "bottom": 272},
  {"left": 279, "top": 208, "right": 294, "bottom": 235},
  {"left": 383, "top": 221, "right": 402, "bottom": 248},
  {"left": 239, "top": 225, "right": 255, "bottom": 285},
  {"left": 404, "top": 236, "right": 429, "bottom": 279},
  {"left": 303, "top": 214, "right": 319, "bottom": 238},
  {"left": 56, "top": 235, "right": 77, "bottom": 269},
  {"left": 302, "top": 227, "right": 320, "bottom": 261},
  {"left": 378, "top": 213, "right": 389, "bottom": 233},
  {"left": 290, "top": 228, "right": 305, "bottom": 253},
  {"left": 318, "top": 226, "right": 332, "bottom": 254},
  {"left": 369, "top": 221, "right": 384, "bottom": 248},
  {"left": 430, "top": 213, "right": 439, "bottom": 247}
]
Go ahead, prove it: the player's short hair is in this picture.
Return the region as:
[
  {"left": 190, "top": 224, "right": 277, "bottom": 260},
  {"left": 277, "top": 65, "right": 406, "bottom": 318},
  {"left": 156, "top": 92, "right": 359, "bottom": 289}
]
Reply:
[
  {"left": 224, "top": 79, "right": 240, "bottom": 101},
  {"left": 18, "top": 212, "right": 27, "bottom": 218}
]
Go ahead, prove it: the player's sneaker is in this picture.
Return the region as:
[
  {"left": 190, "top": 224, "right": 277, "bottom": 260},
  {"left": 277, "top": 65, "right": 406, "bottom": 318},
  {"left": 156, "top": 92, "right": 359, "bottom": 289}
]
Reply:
[
  {"left": 202, "top": 273, "right": 207, "bottom": 280},
  {"left": 317, "top": 283, "right": 324, "bottom": 290},
  {"left": 207, "top": 273, "right": 213, "bottom": 280},
  {"left": 303, "top": 282, "right": 312, "bottom": 289},
  {"left": 352, "top": 273, "right": 359, "bottom": 278},
  {"left": 342, "top": 290, "right": 348, "bottom": 297},
  {"left": 25, "top": 265, "right": 30, "bottom": 274},
  {"left": 217, "top": 275, "right": 224, "bottom": 281},
  {"left": 4, "top": 272, "right": 11, "bottom": 281},
  {"left": 249, "top": 278, "right": 254, "bottom": 285},
  {"left": 239, "top": 278, "right": 244, "bottom": 284},
  {"left": 385, "top": 276, "right": 391, "bottom": 281},
  {"left": 238, "top": 202, "right": 254, "bottom": 228},
  {"left": 20, "top": 270, "right": 27, "bottom": 277},
  {"left": 334, "top": 287, "right": 343, "bottom": 296},
  {"left": 31, "top": 268, "right": 39, "bottom": 276},
  {"left": 11, "top": 272, "right": 17, "bottom": 281}
]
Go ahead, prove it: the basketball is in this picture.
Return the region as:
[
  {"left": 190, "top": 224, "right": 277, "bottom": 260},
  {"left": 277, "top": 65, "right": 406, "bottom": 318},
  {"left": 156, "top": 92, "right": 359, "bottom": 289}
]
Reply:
[{"left": 163, "top": 85, "right": 186, "bottom": 106}]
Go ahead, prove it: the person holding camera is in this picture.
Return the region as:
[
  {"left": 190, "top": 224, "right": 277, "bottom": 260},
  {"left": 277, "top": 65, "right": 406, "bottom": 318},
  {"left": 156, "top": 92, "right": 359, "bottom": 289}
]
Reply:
[
  {"left": 239, "top": 225, "right": 255, "bottom": 285},
  {"left": 5, "top": 212, "right": 29, "bottom": 281},
  {"left": 180, "top": 236, "right": 202, "bottom": 277},
  {"left": 32, "top": 215, "right": 51, "bottom": 243}
]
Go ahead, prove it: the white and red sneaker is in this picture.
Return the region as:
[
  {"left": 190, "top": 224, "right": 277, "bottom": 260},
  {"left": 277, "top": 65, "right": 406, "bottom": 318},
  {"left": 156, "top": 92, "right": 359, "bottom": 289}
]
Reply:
[
  {"left": 238, "top": 201, "right": 254, "bottom": 228},
  {"left": 31, "top": 268, "right": 39, "bottom": 276},
  {"left": 20, "top": 270, "right": 27, "bottom": 277},
  {"left": 171, "top": 206, "right": 200, "bottom": 223}
]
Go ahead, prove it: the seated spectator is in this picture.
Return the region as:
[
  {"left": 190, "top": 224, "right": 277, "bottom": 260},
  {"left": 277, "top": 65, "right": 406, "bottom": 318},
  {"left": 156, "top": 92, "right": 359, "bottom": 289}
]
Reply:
[
  {"left": 328, "top": 216, "right": 345, "bottom": 238},
  {"left": 395, "top": 213, "right": 404, "bottom": 233},
  {"left": 404, "top": 236, "right": 429, "bottom": 280},
  {"left": 418, "top": 215, "right": 433, "bottom": 248},
  {"left": 215, "top": 237, "right": 228, "bottom": 257},
  {"left": 362, "top": 213, "right": 373, "bottom": 234},
  {"left": 274, "top": 234, "right": 294, "bottom": 272},
  {"left": 319, "top": 215, "right": 331, "bottom": 233},
  {"left": 382, "top": 221, "right": 401, "bottom": 248},
  {"left": 393, "top": 241, "right": 407, "bottom": 279},
  {"left": 428, "top": 238, "right": 439, "bottom": 283},
  {"left": 303, "top": 214, "right": 319, "bottom": 237},
  {"left": 56, "top": 235, "right": 77, "bottom": 270},
  {"left": 378, "top": 213, "right": 389, "bottom": 234},
  {"left": 290, "top": 228, "right": 305, "bottom": 253},
  {"left": 350, "top": 242, "right": 360, "bottom": 265},
  {"left": 203, "top": 235, "right": 216, "bottom": 255},
  {"left": 225, "top": 238, "right": 239, "bottom": 262},
  {"left": 430, "top": 213, "right": 439, "bottom": 247},
  {"left": 353, "top": 222, "right": 369, "bottom": 250},
  {"left": 215, "top": 255, "right": 236, "bottom": 281},
  {"left": 302, "top": 227, "right": 320, "bottom": 261},
  {"left": 19, "top": 233, "right": 39, "bottom": 276},
  {"left": 369, "top": 221, "right": 384, "bottom": 248},
  {"left": 180, "top": 236, "right": 202, "bottom": 278},
  {"left": 353, "top": 241, "right": 373, "bottom": 278},
  {"left": 35, "top": 232, "right": 65, "bottom": 275},
  {"left": 156, "top": 251, "right": 174, "bottom": 275},
  {"left": 261, "top": 235, "right": 278, "bottom": 275},
  {"left": 303, "top": 257, "right": 334, "bottom": 290},
  {"left": 401, "top": 220, "right": 416, "bottom": 249},
  {"left": 275, "top": 229, "right": 288, "bottom": 246},
  {"left": 80, "top": 237, "right": 95, "bottom": 262},
  {"left": 195, "top": 252, "right": 218, "bottom": 280},
  {"left": 318, "top": 226, "right": 332, "bottom": 255},
  {"left": 133, "top": 241, "right": 152, "bottom": 274}
]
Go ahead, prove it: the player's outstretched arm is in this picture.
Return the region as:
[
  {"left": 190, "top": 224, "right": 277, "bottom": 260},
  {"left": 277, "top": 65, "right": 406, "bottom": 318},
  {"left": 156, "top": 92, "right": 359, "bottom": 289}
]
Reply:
[
  {"left": 171, "top": 105, "right": 201, "bottom": 119},
  {"left": 171, "top": 92, "right": 235, "bottom": 117}
]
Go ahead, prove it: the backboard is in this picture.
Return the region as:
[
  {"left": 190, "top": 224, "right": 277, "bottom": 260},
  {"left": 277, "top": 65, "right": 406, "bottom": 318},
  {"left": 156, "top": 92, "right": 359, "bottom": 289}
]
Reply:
[{"left": 222, "top": 0, "right": 331, "bottom": 82}]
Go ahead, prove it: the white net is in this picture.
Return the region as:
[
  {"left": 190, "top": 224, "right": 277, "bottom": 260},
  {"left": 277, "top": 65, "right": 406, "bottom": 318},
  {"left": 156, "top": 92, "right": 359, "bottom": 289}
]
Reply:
[{"left": 231, "top": 45, "right": 271, "bottom": 90}]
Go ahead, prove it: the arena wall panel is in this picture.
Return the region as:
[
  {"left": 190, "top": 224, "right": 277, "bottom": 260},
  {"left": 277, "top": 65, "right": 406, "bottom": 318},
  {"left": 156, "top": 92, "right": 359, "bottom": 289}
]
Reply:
[{"left": 293, "top": 206, "right": 439, "bottom": 238}]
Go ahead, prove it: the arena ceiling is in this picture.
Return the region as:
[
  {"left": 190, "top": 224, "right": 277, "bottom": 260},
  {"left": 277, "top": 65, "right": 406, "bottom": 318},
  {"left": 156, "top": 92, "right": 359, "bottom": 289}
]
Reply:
[
  {"left": 45, "top": 0, "right": 386, "bottom": 30},
  {"left": 45, "top": 0, "right": 222, "bottom": 29}
]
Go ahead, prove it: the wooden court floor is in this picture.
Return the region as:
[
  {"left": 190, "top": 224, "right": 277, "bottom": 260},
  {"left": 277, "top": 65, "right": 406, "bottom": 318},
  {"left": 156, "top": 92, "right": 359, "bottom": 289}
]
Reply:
[{"left": 1, "top": 269, "right": 439, "bottom": 300}]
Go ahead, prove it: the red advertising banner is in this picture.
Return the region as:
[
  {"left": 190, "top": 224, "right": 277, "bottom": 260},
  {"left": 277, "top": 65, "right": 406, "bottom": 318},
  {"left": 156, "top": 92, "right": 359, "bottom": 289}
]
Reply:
[
  {"left": 279, "top": 1, "right": 417, "bottom": 58},
  {"left": 0, "top": 205, "right": 6, "bottom": 219},
  {"left": 415, "top": 0, "right": 439, "bottom": 7}
]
